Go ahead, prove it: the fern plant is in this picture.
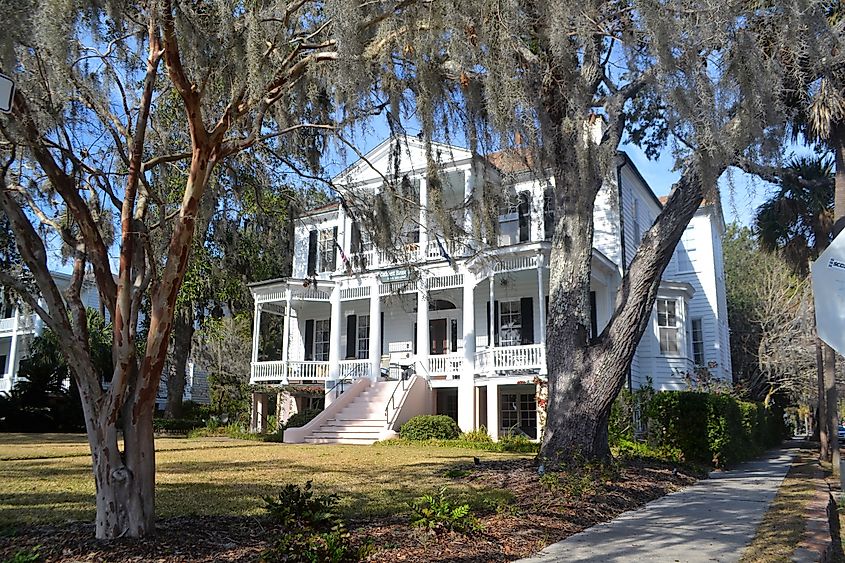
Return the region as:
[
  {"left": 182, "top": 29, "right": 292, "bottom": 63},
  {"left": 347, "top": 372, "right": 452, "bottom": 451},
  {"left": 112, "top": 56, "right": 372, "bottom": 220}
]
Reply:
[{"left": 408, "top": 487, "right": 480, "bottom": 534}]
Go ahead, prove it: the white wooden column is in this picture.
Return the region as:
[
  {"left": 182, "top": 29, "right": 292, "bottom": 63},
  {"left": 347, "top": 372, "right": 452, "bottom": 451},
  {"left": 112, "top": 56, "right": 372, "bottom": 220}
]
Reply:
[
  {"left": 328, "top": 285, "right": 342, "bottom": 380},
  {"left": 458, "top": 272, "right": 476, "bottom": 432},
  {"left": 418, "top": 177, "right": 428, "bottom": 260},
  {"left": 369, "top": 277, "right": 382, "bottom": 380},
  {"left": 463, "top": 166, "right": 474, "bottom": 244},
  {"left": 7, "top": 308, "right": 19, "bottom": 380},
  {"left": 487, "top": 381, "right": 499, "bottom": 441},
  {"left": 251, "top": 301, "right": 262, "bottom": 379},
  {"left": 281, "top": 288, "right": 292, "bottom": 383},
  {"left": 488, "top": 274, "right": 495, "bottom": 348},
  {"left": 416, "top": 279, "right": 429, "bottom": 377},
  {"left": 536, "top": 252, "right": 547, "bottom": 375}
]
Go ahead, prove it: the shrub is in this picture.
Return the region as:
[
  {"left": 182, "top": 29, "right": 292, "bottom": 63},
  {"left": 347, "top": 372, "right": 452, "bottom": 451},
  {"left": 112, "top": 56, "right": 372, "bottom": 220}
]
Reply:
[
  {"left": 283, "top": 409, "right": 322, "bottom": 430},
  {"left": 460, "top": 426, "right": 492, "bottom": 443},
  {"left": 408, "top": 487, "right": 480, "bottom": 534},
  {"left": 264, "top": 480, "right": 342, "bottom": 531},
  {"left": 400, "top": 415, "right": 461, "bottom": 441},
  {"left": 498, "top": 433, "right": 537, "bottom": 452},
  {"left": 4, "top": 546, "right": 41, "bottom": 563},
  {"left": 261, "top": 482, "right": 370, "bottom": 563},
  {"left": 645, "top": 391, "right": 783, "bottom": 468},
  {"left": 152, "top": 418, "right": 204, "bottom": 434}
]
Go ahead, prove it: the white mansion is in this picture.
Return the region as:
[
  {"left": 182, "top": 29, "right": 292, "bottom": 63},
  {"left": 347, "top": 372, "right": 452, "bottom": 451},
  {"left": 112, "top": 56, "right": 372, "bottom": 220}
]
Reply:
[{"left": 248, "top": 137, "right": 731, "bottom": 443}]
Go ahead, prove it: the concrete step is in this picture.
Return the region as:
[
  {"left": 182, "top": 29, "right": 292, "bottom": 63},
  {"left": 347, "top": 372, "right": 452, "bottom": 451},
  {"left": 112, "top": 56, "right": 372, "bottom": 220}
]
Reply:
[
  {"left": 309, "top": 431, "right": 382, "bottom": 440},
  {"left": 330, "top": 418, "right": 385, "bottom": 425},
  {"left": 303, "top": 437, "right": 378, "bottom": 445}
]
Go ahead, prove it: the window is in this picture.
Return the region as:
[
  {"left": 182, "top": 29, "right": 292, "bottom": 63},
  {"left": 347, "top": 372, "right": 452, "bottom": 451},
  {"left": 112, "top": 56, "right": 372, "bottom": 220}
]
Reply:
[
  {"left": 0, "top": 354, "right": 7, "bottom": 376},
  {"left": 657, "top": 299, "right": 680, "bottom": 355},
  {"left": 498, "top": 192, "right": 520, "bottom": 246},
  {"left": 691, "top": 318, "right": 705, "bottom": 366},
  {"left": 356, "top": 315, "right": 370, "bottom": 359},
  {"left": 501, "top": 392, "right": 537, "bottom": 439},
  {"left": 677, "top": 240, "right": 695, "bottom": 272},
  {"left": 499, "top": 301, "right": 522, "bottom": 347},
  {"left": 314, "top": 319, "right": 331, "bottom": 361},
  {"left": 1, "top": 302, "right": 13, "bottom": 319},
  {"left": 632, "top": 198, "right": 642, "bottom": 244},
  {"left": 317, "top": 228, "right": 336, "bottom": 272}
]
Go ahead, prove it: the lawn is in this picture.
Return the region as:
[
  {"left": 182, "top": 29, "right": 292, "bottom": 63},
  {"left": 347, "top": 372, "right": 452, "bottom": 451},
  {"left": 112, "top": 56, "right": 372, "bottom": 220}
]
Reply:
[{"left": 0, "top": 433, "right": 524, "bottom": 528}]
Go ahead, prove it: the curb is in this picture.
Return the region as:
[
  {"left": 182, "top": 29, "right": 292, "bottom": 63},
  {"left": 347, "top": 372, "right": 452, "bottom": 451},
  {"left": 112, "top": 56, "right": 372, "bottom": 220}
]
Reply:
[{"left": 792, "top": 462, "right": 839, "bottom": 563}]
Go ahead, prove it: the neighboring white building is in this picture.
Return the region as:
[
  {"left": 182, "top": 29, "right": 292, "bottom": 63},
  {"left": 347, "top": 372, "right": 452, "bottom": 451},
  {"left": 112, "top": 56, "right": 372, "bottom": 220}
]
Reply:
[
  {"left": 0, "top": 271, "right": 103, "bottom": 394},
  {"left": 247, "top": 136, "right": 732, "bottom": 443},
  {"left": 1, "top": 273, "right": 210, "bottom": 406}
]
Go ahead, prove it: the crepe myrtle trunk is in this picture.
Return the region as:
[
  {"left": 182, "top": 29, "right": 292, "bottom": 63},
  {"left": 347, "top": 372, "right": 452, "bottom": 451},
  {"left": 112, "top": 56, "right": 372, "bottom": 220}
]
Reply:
[
  {"left": 88, "top": 381, "right": 156, "bottom": 538},
  {"left": 540, "top": 168, "right": 706, "bottom": 464},
  {"left": 165, "top": 306, "right": 194, "bottom": 419}
]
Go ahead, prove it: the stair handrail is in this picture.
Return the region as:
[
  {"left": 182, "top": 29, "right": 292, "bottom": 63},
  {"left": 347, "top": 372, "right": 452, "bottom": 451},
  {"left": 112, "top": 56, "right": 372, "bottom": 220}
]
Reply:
[{"left": 384, "top": 363, "right": 413, "bottom": 422}]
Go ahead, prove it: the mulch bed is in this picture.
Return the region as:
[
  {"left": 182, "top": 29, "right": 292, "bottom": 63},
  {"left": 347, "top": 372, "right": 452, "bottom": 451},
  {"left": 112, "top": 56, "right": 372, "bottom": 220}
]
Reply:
[{"left": 0, "top": 458, "right": 701, "bottom": 563}]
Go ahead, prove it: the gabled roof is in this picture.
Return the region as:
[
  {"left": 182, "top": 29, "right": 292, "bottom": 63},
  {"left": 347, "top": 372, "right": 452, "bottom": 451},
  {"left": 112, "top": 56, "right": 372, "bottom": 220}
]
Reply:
[{"left": 330, "top": 135, "right": 473, "bottom": 186}]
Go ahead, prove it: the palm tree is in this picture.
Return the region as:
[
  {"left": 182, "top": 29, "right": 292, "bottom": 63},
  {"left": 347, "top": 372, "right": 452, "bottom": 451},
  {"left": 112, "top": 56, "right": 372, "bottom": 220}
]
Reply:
[{"left": 755, "top": 156, "right": 834, "bottom": 276}]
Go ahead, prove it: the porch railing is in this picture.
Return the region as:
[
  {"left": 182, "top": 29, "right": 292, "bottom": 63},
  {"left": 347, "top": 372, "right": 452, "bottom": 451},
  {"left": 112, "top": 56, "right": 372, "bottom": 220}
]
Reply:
[
  {"left": 339, "top": 359, "right": 371, "bottom": 379},
  {"left": 475, "top": 344, "right": 546, "bottom": 374},
  {"left": 427, "top": 353, "right": 465, "bottom": 378},
  {"left": 251, "top": 360, "right": 331, "bottom": 383}
]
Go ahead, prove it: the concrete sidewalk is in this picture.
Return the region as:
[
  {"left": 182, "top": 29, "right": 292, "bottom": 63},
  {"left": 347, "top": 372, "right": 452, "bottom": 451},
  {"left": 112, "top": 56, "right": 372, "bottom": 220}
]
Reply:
[{"left": 516, "top": 447, "right": 796, "bottom": 563}]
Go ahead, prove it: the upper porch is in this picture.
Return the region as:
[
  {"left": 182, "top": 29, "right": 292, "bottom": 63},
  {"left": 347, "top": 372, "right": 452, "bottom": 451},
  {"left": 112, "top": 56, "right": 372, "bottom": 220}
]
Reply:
[{"left": 249, "top": 243, "right": 621, "bottom": 386}]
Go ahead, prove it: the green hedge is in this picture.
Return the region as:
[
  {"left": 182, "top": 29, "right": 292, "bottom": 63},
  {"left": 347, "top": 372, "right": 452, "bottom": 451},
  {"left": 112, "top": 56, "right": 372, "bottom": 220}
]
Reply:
[
  {"left": 152, "top": 418, "right": 205, "bottom": 433},
  {"left": 284, "top": 409, "right": 323, "bottom": 430},
  {"left": 643, "top": 391, "right": 785, "bottom": 468},
  {"left": 400, "top": 415, "right": 461, "bottom": 441}
]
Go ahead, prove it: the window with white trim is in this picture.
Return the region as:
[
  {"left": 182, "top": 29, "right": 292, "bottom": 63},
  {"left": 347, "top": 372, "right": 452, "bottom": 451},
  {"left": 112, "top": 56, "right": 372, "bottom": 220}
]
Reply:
[
  {"left": 657, "top": 299, "right": 680, "bottom": 355},
  {"left": 317, "top": 229, "right": 336, "bottom": 272},
  {"left": 691, "top": 318, "right": 705, "bottom": 366},
  {"left": 501, "top": 392, "right": 537, "bottom": 439},
  {"left": 677, "top": 236, "right": 695, "bottom": 272},
  {"left": 314, "top": 319, "right": 331, "bottom": 361},
  {"left": 356, "top": 315, "right": 370, "bottom": 359},
  {"left": 499, "top": 300, "right": 522, "bottom": 347},
  {"left": 632, "top": 198, "right": 642, "bottom": 244}
]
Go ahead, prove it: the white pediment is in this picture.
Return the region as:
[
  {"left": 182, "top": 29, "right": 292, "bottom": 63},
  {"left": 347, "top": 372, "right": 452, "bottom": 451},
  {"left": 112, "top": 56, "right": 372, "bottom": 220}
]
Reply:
[{"left": 332, "top": 136, "right": 472, "bottom": 187}]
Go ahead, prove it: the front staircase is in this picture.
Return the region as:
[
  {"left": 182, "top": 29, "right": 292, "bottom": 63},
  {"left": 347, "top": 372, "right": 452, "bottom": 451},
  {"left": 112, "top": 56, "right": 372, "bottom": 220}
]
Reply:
[{"left": 302, "top": 381, "right": 396, "bottom": 444}]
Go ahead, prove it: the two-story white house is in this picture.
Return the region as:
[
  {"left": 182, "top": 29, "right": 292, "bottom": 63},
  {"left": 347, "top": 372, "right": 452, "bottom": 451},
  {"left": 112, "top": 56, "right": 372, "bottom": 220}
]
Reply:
[
  {"left": 0, "top": 271, "right": 104, "bottom": 394},
  {"left": 247, "top": 136, "right": 731, "bottom": 443}
]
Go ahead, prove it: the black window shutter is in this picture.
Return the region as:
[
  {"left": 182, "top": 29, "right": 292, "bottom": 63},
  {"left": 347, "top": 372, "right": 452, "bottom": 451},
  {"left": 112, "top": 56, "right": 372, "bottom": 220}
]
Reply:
[
  {"left": 520, "top": 297, "right": 534, "bottom": 344},
  {"left": 486, "top": 302, "right": 491, "bottom": 346},
  {"left": 589, "top": 291, "right": 598, "bottom": 339},
  {"left": 304, "top": 319, "right": 315, "bottom": 360},
  {"left": 350, "top": 222, "right": 361, "bottom": 253},
  {"left": 307, "top": 231, "right": 318, "bottom": 276},
  {"left": 494, "top": 301, "right": 500, "bottom": 345},
  {"left": 346, "top": 315, "right": 357, "bottom": 359},
  {"left": 487, "top": 301, "right": 500, "bottom": 346},
  {"left": 450, "top": 319, "right": 458, "bottom": 352},
  {"left": 330, "top": 226, "right": 339, "bottom": 270},
  {"left": 380, "top": 312, "right": 385, "bottom": 358},
  {"left": 518, "top": 192, "right": 531, "bottom": 242},
  {"left": 413, "top": 322, "right": 417, "bottom": 354}
]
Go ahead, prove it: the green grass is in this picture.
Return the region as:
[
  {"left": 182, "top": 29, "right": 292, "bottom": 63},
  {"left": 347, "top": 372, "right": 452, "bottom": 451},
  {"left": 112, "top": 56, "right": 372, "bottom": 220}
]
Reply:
[{"left": 0, "top": 433, "right": 525, "bottom": 527}]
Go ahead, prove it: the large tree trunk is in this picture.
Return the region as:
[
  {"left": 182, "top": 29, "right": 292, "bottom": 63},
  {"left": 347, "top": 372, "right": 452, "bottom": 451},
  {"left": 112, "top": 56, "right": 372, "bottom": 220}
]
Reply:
[
  {"left": 89, "top": 408, "right": 156, "bottom": 538},
  {"left": 541, "top": 165, "right": 706, "bottom": 463},
  {"left": 165, "top": 306, "right": 194, "bottom": 419}
]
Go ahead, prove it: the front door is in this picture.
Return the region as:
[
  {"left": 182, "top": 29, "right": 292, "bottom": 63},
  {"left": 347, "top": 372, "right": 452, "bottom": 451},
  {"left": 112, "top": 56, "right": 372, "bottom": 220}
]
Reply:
[{"left": 429, "top": 319, "right": 447, "bottom": 355}]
